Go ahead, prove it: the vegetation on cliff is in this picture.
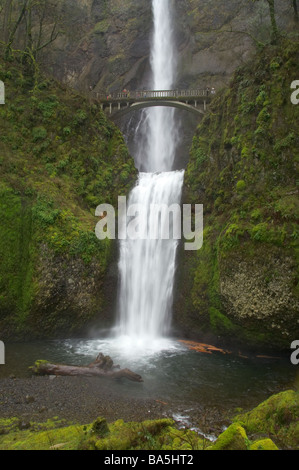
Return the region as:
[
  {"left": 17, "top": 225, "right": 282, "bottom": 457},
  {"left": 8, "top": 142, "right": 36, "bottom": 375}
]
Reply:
[
  {"left": 0, "top": 56, "right": 137, "bottom": 340},
  {"left": 180, "top": 39, "right": 299, "bottom": 349}
]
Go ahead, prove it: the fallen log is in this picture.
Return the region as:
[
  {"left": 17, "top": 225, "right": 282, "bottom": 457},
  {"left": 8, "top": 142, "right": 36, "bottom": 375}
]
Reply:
[
  {"left": 31, "top": 353, "right": 143, "bottom": 383},
  {"left": 179, "top": 340, "right": 231, "bottom": 355}
]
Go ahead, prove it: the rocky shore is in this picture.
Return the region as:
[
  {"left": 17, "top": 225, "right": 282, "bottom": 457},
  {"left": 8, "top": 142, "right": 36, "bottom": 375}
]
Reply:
[
  {"left": 0, "top": 377, "right": 298, "bottom": 450},
  {"left": 0, "top": 374, "right": 229, "bottom": 440}
]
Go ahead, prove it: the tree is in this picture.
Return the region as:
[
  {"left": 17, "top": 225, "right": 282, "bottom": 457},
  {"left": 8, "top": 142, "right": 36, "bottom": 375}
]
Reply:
[
  {"left": 4, "top": 0, "right": 28, "bottom": 59},
  {"left": 292, "top": 0, "right": 298, "bottom": 22},
  {"left": 24, "top": 0, "right": 60, "bottom": 60},
  {"left": 252, "top": 0, "right": 279, "bottom": 43},
  {"left": 0, "top": 0, "right": 13, "bottom": 43},
  {"left": 0, "top": 0, "right": 61, "bottom": 62}
]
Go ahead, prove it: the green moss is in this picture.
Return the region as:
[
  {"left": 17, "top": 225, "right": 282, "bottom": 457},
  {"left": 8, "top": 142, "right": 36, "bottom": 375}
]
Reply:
[
  {"left": 30, "top": 359, "right": 50, "bottom": 374},
  {"left": 273, "top": 195, "right": 299, "bottom": 221},
  {"left": 91, "top": 418, "right": 110, "bottom": 438},
  {"left": 236, "top": 180, "right": 246, "bottom": 192},
  {"left": 274, "top": 132, "right": 295, "bottom": 154},
  {"left": 89, "top": 418, "right": 202, "bottom": 451},
  {"left": 209, "top": 423, "right": 249, "bottom": 451},
  {"left": 221, "top": 222, "right": 245, "bottom": 250},
  {"left": 0, "top": 183, "right": 35, "bottom": 328},
  {"left": 249, "top": 222, "right": 287, "bottom": 246},
  {"left": 93, "top": 20, "right": 110, "bottom": 35},
  {"left": 209, "top": 307, "right": 238, "bottom": 336},
  {"left": 241, "top": 146, "right": 251, "bottom": 159},
  {"left": 234, "top": 390, "right": 299, "bottom": 449},
  {"left": 0, "top": 55, "right": 137, "bottom": 340},
  {"left": 32, "top": 126, "right": 47, "bottom": 142},
  {"left": 1, "top": 391, "right": 298, "bottom": 450},
  {"left": 250, "top": 439, "right": 279, "bottom": 450},
  {"left": 256, "top": 107, "right": 271, "bottom": 127},
  {"left": 250, "top": 208, "right": 262, "bottom": 221},
  {"left": 184, "top": 38, "right": 299, "bottom": 349},
  {"left": 0, "top": 417, "right": 203, "bottom": 451},
  {"left": 0, "top": 422, "right": 87, "bottom": 450}
]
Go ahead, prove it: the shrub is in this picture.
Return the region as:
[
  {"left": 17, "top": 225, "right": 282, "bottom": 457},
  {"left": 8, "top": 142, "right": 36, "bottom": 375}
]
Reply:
[
  {"left": 236, "top": 180, "right": 246, "bottom": 192},
  {"left": 63, "top": 126, "right": 71, "bottom": 136},
  {"left": 32, "top": 197, "right": 60, "bottom": 227},
  {"left": 32, "top": 126, "right": 47, "bottom": 142},
  {"left": 73, "top": 110, "right": 88, "bottom": 125}
]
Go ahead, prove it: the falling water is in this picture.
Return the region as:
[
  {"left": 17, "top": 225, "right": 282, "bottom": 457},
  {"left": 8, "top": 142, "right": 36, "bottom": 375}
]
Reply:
[
  {"left": 117, "top": 0, "right": 184, "bottom": 349},
  {"left": 138, "top": 0, "right": 179, "bottom": 173}
]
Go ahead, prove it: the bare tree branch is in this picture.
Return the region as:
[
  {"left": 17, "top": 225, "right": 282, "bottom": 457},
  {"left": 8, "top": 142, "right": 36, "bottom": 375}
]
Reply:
[{"left": 5, "top": 0, "right": 28, "bottom": 59}]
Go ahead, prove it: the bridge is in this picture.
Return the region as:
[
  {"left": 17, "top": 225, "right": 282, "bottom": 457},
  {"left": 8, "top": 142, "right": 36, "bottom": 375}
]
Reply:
[{"left": 91, "top": 89, "right": 214, "bottom": 118}]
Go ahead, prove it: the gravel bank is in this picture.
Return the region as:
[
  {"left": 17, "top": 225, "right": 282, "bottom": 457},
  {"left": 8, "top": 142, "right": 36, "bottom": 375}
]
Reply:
[
  {"left": 0, "top": 375, "right": 229, "bottom": 439},
  {"left": 0, "top": 376, "right": 172, "bottom": 424}
]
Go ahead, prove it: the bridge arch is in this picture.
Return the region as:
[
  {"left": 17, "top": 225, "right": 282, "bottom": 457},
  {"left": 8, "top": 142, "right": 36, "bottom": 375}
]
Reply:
[
  {"left": 93, "top": 88, "right": 212, "bottom": 118},
  {"left": 113, "top": 100, "right": 205, "bottom": 118}
]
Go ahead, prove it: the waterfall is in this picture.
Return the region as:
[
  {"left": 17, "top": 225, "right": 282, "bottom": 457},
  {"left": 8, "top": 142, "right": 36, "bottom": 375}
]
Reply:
[
  {"left": 143, "top": 0, "right": 178, "bottom": 173},
  {"left": 117, "top": 0, "right": 184, "bottom": 347},
  {"left": 135, "top": 0, "right": 179, "bottom": 173}
]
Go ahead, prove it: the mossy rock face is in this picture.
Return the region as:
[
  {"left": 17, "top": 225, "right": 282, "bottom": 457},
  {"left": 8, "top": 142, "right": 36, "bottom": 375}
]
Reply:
[
  {"left": 0, "top": 391, "right": 298, "bottom": 450},
  {"left": 250, "top": 439, "right": 279, "bottom": 451},
  {"left": 86, "top": 418, "right": 203, "bottom": 451},
  {"left": 0, "top": 57, "right": 137, "bottom": 340},
  {"left": 35, "top": 0, "right": 295, "bottom": 98},
  {"left": 92, "top": 418, "right": 110, "bottom": 438},
  {"left": 234, "top": 390, "right": 299, "bottom": 450},
  {"left": 209, "top": 423, "right": 249, "bottom": 450},
  {"left": 178, "top": 38, "right": 299, "bottom": 350},
  {"left": 0, "top": 417, "right": 204, "bottom": 451},
  {"left": 218, "top": 243, "right": 299, "bottom": 347}
]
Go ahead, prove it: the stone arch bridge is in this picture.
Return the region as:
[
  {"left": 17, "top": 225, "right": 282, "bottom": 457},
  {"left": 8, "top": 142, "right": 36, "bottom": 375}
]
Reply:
[{"left": 92, "top": 89, "right": 214, "bottom": 118}]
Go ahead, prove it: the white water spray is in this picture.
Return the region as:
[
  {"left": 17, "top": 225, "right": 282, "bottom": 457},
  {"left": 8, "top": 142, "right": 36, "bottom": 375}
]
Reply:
[
  {"left": 135, "top": 0, "right": 179, "bottom": 173},
  {"left": 117, "top": 0, "right": 184, "bottom": 349},
  {"left": 145, "top": 0, "right": 178, "bottom": 172}
]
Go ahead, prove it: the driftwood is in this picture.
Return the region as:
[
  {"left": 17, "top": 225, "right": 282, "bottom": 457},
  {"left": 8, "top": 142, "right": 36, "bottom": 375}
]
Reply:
[{"left": 31, "top": 353, "right": 143, "bottom": 383}]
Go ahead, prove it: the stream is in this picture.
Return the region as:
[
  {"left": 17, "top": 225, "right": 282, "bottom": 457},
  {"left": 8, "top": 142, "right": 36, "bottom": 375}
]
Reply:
[{"left": 0, "top": 337, "right": 296, "bottom": 434}]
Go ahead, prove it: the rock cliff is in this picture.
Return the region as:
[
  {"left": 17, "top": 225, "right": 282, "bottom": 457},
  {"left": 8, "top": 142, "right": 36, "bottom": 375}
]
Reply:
[
  {"left": 0, "top": 57, "right": 137, "bottom": 340},
  {"left": 175, "top": 39, "right": 299, "bottom": 350},
  {"left": 42, "top": 0, "right": 295, "bottom": 94}
]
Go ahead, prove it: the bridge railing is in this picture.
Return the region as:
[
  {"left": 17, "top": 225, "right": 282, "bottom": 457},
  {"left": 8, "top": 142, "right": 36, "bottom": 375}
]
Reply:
[{"left": 92, "top": 89, "right": 212, "bottom": 101}]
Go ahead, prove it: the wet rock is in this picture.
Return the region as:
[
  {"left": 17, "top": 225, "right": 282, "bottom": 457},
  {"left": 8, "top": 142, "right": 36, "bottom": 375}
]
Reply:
[
  {"left": 209, "top": 423, "right": 248, "bottom": 451},
  {"left": 92, "top": 417, "right": 110, "bottom": 437},
  {"left": 250, "top": 439, "right": 279, "bottom": 451},
  {"left": 18, "top": 420, "right": 31, "bottom": 430},
  {"left": 38, "top": 406, "right": 47, "bottom": 414},
  {"left": 25, "top": 395, "right": 35, "bottom": 404},
  {"left": 41, "top": 1, "right": 293, "bottom": 94}
]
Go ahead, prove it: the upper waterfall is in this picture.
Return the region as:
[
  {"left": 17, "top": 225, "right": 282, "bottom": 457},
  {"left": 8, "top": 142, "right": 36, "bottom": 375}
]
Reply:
[
  {"left": 151, "top": 0, "right": 177, "bottom": 91},
  {"left": 135, "top": 0, "right": 179, "bottom": 173},
  {"left": 116, "top": 0, "right": 184, "bottom": 347}
]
